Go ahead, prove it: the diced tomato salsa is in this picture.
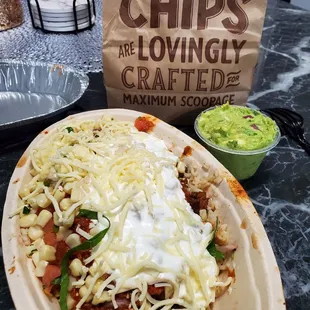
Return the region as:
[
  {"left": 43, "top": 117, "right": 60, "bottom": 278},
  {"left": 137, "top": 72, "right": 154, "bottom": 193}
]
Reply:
[
  {"left": 42, "top": 265, "right": 61, "bottom": 288},
  {"left": 44, "top": 232, "right": 57, "bottom": 247},
  {"left": 147, "top": 285, "right": 164, "bottom": 296},
  {"left": 43, "top": 218, "right": 55, "bottom": 233},
  {"left": 73, "top": 217, "right": 92, "bottom": 233},
  {"left": 54, "top": 240, "right": 70, "bottom": 265},
  {"left": 134, "top": 117, "right": 155, "bottom": 132}
]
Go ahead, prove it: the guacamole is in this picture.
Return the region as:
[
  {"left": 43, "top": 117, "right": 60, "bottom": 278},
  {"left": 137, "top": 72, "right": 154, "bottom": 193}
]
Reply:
[{"left": 197, "top": 104, "right": 278, "bottom": 151}]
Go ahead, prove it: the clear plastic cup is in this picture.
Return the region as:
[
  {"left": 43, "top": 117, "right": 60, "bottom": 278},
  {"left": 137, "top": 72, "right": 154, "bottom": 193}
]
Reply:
[{"left": 194, "top": 106, "right": 281, "bottom": 181}]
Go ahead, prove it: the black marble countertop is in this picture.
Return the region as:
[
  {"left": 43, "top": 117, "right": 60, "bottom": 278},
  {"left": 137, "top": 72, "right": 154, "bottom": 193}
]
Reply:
[{"left": 0, "top": 1, "right": 310, "bottom": 310}]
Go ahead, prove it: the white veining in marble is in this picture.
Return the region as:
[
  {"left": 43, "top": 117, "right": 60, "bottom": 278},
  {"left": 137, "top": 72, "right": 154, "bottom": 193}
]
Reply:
[
  {"left": 249, "top": 193, "right": 310, "bottom": 299},
  {"left": 249, "top": 37, "right": 310, "bottom": 102},
  {"left": 244, "top": 134, "right": 310, "bottom": 301},
  {"left": 261, "top": 46, "right": 298, "bottom": 64},
  {"left": 246, "top": 102, "right": 259, "bottom": 110},
  {"left": 280, "top": 8, "right": 310, "bottom": 14},
  {"left": 263, "top": 24, "right": 276, "bottom": 31}
]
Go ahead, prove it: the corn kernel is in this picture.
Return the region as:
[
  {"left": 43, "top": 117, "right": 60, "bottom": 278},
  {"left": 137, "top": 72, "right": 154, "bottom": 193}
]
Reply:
[
  {"left": 79, "top": 286, "right": 93, "bottom": 302},
  {"left": 177, "top": 161, "right": 186, "bottom": 174},
  {"left": 92, "top": 279, "right": 103, "bottom": 295},
  {"left": 25, "top": 244, "right": 37, "bottom": 256},
  {"left": 60, "top": 198, "right": 73, "bottom": 211},
  {"left": 71, "top": 185, "right": 83, "bottom": 202},
  {"left": 67, "top": 295, "right": 75, "bottom": 310},
  {"left": 39, "top": 245, "right": 56, "bottom": 261},
  {"left": 19, "top": 186, "right": 30, "bottom": 199},
  {"left": 20, "top": 214, "right": 37, "bottom": 228},
  {"left": 54, "top": 189, "right": 65, "bottom": 203},
  {"left": 63, "top": 214, "right": 75, "bottom": 228},
  {"left": 36, "top": 210, "right": 52, "bottom": 227},
  {"left": 66, "top": 233, "right": 81, "bottom": 248},
  {"left": 27, "top": 197, "right": 38, "bottom": 208},
  {"left": 32, "top": 252, "right": 40, "bottom": 267},
  {"left": 35, "top": 261, "right": 48, "bottom": 277},
  {"left": 64, "top": 182, "right": 74, "bottom": 194},
  {"left": 57, "top": 227, "right": 71, "bottom": 241},
  {"left": 30, "top": 169, "right": 38, "bottom": 176},
  {"left": 53, "top": 212, "right": 62, "bottom": 226},
  {"left": 92, "top": 292, "right": 111, "bottom": 305},
  {"left": 36, "top": 193, "right": 51, "bottom": 209},
  {"left": 88, "top": 262, "right": 98, "bottom": 277},
  {"left": 69, "top": 258, "right": 83, "bottom": 277},
  {"left": 85, "top": 275, "right": 93, "bottom": 288},
  {"left": 28, "top": 226, "right": 44, "bottom": 241}
]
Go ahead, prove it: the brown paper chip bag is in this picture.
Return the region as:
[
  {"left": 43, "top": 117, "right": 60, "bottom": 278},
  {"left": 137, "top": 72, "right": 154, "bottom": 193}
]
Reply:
[{"left": 103, "top": 0, "right": 267, "bottom": 124}]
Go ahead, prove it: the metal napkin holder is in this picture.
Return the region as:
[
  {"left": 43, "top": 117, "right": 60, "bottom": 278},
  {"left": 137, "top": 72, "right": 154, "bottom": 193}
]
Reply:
[{"left": 27, "top": 0, "right": 96, "bottom": 34}]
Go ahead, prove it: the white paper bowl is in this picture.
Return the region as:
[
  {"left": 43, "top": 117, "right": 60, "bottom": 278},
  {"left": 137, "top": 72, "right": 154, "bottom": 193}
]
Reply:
[{"left": 2, "top": 109, "right": 286, "bottom": 310}]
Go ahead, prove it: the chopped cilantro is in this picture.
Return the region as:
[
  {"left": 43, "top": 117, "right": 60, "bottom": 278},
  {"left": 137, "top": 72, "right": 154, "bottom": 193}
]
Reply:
[
  {"left": 66, "top": 127, "right": 74, "bottom": 133},
  {"left": 23, "top": 205, "right": 31, "bottom": 215},
  {"left": 207, "top": 241, "right": 225, "bottom": 260},
  {"left": 52, "top": 277, "right": 61, "bottom": 285},
  {"left": 227, "top": 140, "right": 238, "bottom": 149},
  {"left": 43, "top": 179, "right": 52, "bottom": 187},
  {"left": 30, "top": 249, "right": 38, "bottom": 256},
  {"left": 245, "top": 129, "right": 257, "bottom": 136},
  {"left": 77, "top": 209, "right": 98, "bottom": 220},
  {"left": 216, "top": 128, "right": 228, "bottom": 137},
  {"left": 207, "top": 218, "right": 225, "bottom": 260}
]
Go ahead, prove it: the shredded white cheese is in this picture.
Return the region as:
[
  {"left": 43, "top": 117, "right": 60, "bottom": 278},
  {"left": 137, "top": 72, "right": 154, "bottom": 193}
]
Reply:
[{"left": 24, "top": 117, "right": 223, "bottom": 309}]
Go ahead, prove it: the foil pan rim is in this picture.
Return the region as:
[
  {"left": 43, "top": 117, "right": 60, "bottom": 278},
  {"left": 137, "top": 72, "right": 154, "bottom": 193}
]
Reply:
[{"left": 0, "top": 59, "right": 89, "bottom": 130}]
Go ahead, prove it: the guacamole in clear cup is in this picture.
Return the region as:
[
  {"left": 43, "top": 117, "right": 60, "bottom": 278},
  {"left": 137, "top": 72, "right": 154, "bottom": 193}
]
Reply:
[{"left": 194, "top": 104, "right": 281, "bottom": 180}]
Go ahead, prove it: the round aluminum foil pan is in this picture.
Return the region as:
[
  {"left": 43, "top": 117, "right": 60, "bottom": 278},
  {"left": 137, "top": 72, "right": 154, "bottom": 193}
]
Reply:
[{"left": 0, "top": 59, "right": 89, "bottom": 131}]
